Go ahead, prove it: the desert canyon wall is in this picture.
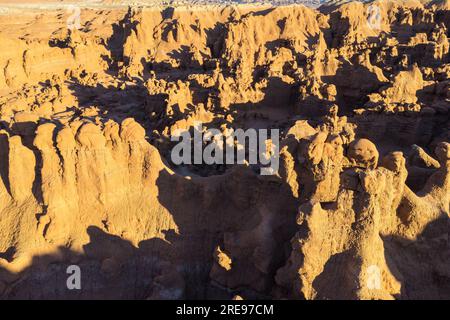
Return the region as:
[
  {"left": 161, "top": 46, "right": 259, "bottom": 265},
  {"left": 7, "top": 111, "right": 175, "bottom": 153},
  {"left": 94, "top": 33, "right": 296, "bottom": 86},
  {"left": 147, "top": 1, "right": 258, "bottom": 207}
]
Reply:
[{"left": 0, "top": 0, "right": 448, "bottom": 299}]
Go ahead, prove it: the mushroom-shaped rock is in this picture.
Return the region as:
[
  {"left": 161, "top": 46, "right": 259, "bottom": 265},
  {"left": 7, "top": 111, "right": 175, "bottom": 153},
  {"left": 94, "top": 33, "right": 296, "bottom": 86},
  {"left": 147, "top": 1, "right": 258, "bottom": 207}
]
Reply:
[{"left": 347, "top": 138, "right": 379, "bottom": 169}]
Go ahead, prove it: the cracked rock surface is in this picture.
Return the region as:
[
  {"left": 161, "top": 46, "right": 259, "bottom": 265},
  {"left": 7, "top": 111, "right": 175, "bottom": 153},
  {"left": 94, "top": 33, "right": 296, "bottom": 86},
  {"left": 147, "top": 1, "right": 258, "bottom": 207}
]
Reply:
[{"left": 0, "top": 1, "right": 448, "bottom": 299}]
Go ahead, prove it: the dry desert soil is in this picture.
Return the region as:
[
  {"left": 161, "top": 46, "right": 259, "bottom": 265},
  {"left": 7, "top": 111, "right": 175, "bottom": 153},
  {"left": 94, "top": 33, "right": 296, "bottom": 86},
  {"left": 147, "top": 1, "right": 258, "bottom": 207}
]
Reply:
[{"left": 0, "top": 0, "right": 448, "bottom": 299}]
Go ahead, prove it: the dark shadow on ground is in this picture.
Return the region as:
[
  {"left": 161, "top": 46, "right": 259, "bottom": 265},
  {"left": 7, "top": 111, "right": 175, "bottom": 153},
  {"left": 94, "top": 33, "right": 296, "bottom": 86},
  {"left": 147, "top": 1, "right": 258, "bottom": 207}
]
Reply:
[{"left": 383, "top": 214, "right": 450, "bottom": 299}]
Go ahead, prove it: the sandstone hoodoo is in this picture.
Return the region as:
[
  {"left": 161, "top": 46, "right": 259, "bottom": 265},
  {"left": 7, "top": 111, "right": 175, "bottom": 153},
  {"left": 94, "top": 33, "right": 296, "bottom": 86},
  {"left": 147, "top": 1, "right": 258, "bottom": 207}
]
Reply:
[{"left": 0, "top": 0, "right": 448, "bottom": 300}]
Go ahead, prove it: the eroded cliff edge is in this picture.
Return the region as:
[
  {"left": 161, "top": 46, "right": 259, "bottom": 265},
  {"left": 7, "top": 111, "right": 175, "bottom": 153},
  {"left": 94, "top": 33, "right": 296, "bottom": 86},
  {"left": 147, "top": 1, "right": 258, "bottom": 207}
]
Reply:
[{"left": 0, "top": 1, "right": 448, "bottom": 299}]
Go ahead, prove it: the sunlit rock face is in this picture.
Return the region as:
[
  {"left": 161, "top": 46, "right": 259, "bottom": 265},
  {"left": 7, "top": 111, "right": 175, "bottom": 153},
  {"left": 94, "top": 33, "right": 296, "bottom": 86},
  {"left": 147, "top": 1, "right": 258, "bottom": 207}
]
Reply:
[{"left": 0, "top": 0, "right": 448, "bottom": 299}]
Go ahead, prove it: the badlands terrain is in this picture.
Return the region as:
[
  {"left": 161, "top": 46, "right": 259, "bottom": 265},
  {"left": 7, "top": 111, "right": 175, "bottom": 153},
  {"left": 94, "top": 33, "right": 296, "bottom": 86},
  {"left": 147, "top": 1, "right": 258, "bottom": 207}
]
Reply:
[{"left": 0, "top": 0, "right": 448, "bottom": 299}]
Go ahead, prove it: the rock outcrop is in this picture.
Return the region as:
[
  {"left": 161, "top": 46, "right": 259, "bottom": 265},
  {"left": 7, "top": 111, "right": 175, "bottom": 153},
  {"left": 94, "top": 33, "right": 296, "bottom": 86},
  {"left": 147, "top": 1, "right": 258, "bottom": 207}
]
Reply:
[{"left": 0, "top": 1, "right": 448, "bottom": 299}]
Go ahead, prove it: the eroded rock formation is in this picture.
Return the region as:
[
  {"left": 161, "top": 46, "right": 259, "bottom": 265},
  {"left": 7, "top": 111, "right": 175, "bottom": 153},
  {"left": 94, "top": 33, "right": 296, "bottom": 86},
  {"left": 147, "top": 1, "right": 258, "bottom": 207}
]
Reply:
[{"left": 0, "top": 1, "right": 448, "bottom": 299}]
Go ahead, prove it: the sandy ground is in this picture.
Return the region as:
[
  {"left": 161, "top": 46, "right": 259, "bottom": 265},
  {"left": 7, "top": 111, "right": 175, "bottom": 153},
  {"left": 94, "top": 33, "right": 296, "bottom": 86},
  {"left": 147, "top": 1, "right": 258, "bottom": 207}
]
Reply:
[{"left": 0, "top": 0, "right": 447, "bottom": 300}]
